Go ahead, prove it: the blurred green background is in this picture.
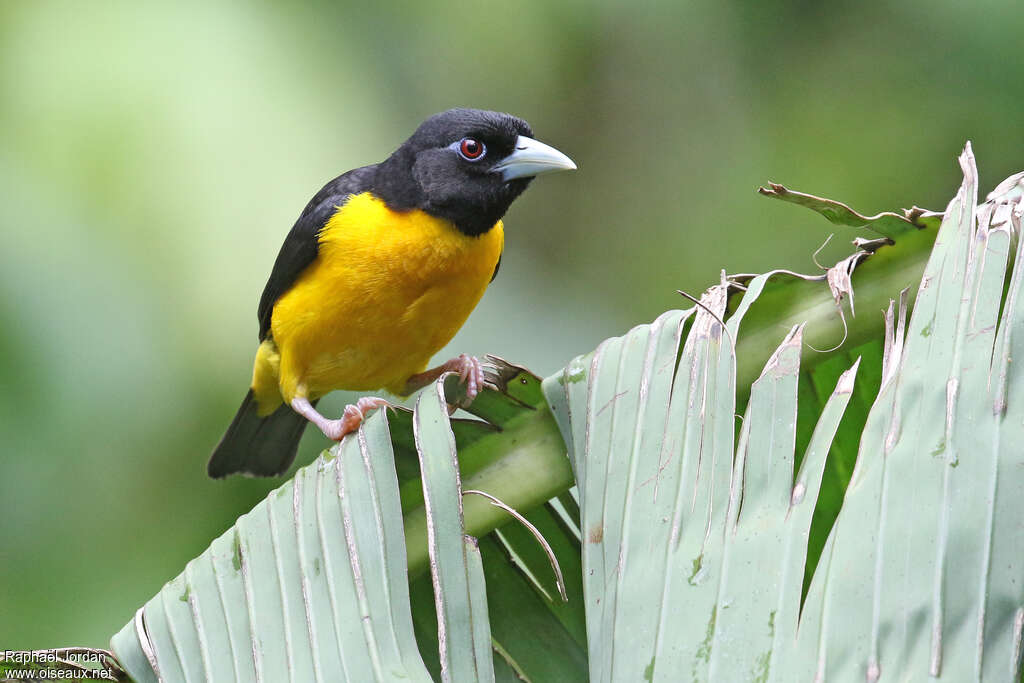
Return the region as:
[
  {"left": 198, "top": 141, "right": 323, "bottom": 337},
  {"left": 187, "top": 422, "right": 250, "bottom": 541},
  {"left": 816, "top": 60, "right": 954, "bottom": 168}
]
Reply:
[{"left": 3, "top": 0, "right": 1023, "bottom": 649}]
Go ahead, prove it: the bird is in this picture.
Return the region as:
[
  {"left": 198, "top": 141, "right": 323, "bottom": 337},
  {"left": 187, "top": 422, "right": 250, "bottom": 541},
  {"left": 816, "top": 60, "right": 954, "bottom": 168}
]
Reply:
[{"left": 208, "top": 108, "right": 576, "bottom": 478}]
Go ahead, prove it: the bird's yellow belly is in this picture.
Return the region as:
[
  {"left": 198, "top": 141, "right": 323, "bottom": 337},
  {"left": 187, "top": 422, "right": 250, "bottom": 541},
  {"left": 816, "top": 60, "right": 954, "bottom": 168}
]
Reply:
[{"left": 259, "top": 192, "right": 503, "bottom": 406}]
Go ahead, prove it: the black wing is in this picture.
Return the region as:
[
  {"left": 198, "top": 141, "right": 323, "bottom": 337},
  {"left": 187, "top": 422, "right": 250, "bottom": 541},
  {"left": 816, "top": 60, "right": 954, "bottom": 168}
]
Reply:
[
  {"left": 257, "top": 165, "right": 377, "bottom": 340},
  {"left": 490, "top": 251, "right": 502, "bottom": 282}
]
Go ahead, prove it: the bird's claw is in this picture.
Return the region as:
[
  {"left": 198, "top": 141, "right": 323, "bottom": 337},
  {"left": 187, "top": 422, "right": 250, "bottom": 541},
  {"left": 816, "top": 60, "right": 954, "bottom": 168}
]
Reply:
[
  {"left": 449, "top": 353, "right": 484, "bottom": 402},
  {"left": 322, "top": 396, "right": 391, "bottom": 441}
]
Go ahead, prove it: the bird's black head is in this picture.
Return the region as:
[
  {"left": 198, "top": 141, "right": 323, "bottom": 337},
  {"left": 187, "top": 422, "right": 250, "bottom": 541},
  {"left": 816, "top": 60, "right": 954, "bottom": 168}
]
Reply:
[{"left": 372, "top": 109, "right": 575, "bottom": 236}]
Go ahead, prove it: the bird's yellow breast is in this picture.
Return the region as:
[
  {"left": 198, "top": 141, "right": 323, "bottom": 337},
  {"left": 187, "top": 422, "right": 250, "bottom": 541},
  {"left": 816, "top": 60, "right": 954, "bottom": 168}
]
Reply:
[{"left": 261, "top": 192, "right": 503, "bottom": 405}]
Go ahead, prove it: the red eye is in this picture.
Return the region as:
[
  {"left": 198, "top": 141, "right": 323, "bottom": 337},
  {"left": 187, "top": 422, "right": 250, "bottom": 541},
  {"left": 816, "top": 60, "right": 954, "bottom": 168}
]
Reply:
[{"left": 458, "top": 137, "right": 486, "bottom": 160}]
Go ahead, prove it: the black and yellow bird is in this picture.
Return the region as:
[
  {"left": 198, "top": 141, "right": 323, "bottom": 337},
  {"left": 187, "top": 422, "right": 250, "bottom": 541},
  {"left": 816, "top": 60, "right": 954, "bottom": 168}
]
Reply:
[{"left": 208, "top": 109, "right": 575, "bottom": 478}]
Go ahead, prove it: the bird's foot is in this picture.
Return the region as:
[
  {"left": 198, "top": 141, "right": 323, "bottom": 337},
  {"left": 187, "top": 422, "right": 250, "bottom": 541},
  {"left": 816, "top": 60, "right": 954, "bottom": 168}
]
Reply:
[
  {"left": 442, "top": 353, "right": 484, "bottom": 402},
  {"left": 401, "top": 353, "right": 485, "bottom": 405},
  {"left": 321, "top": 396, "right": 391, "bottom": 441}
]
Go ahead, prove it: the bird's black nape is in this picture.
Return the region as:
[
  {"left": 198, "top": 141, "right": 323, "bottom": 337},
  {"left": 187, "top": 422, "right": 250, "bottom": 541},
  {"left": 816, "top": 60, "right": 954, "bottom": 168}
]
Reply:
[{"left": 371, "top": 109, "right": 536, "bottom": 236}]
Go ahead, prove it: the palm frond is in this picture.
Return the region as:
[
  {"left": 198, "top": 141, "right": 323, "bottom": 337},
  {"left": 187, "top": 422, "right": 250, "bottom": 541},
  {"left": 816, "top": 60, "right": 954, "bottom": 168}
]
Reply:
[{"left": 108, "top": 146, "right": 1024, "bottom": 682}]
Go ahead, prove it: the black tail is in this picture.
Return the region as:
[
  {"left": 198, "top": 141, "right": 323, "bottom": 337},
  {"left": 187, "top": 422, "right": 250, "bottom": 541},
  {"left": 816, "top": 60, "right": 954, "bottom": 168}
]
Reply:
[{"left": 207, "top": 390, "right": 313, "bottom": 478}]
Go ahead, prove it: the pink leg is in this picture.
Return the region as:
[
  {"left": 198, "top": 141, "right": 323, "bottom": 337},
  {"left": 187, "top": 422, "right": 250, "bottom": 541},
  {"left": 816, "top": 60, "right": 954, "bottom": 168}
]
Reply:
[
  {"left": 291, "top": 396, "right": 391, "bottom": 441},
  {"left": 403, "top": 354, "right": 485, "bottom": 401}
]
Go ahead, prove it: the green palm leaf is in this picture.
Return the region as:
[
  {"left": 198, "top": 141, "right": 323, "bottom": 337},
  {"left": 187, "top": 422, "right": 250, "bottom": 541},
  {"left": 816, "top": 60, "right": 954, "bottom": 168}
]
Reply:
[{"left": 100, "top": 144, "right": 1022, "bottom": 683}]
